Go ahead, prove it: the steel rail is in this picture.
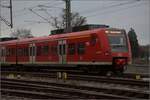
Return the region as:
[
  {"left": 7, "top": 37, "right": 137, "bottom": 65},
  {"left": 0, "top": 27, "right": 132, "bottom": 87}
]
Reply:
[
  {"left": 2, "top": 70, "right": 149, "bottom": 87},
  {"left": 1, "top": 78, "right": 149, "bottom": 99}
]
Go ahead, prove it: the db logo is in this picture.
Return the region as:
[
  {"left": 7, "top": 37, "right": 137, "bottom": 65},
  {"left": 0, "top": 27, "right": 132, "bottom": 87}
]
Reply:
[
  {"left": 86, "top": 42, "right": 90, "bottom": 46},
  {"left": 118, "top": 53, "right": 122, "bottom": 56}
]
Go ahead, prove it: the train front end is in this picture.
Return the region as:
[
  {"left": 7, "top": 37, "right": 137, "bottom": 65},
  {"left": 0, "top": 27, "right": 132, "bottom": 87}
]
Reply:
[{"left": 106, "top": 29, "right": 132, "bottom": 73}]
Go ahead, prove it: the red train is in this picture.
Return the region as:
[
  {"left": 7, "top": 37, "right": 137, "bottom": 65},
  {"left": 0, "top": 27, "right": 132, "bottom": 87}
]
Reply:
[{"left": 0, "top": 28, "right": 132, "bottom": 75}]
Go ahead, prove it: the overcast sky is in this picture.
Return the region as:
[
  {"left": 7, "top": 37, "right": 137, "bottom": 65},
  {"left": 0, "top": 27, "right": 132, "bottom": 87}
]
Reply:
[{"left": 0, "top": 0, "right": 150, "bottom": 45}]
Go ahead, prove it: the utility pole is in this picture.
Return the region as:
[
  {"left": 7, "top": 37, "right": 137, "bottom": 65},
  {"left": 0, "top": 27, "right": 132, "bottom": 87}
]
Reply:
[
  {"left": 64, "top": 0, "right": 72, "bottom": 33},
  {"left": 0, "top": 0, "right": 13, "bottom": 28},
  {"left": 10, "top": 0, "right": 13, "bottom": 28}
]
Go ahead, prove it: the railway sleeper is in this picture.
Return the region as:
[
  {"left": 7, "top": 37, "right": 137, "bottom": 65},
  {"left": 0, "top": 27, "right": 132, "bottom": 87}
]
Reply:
[
  {"left": 2, "top": 79, "right": 148, "bottom": 99},
  {"left": 1, "top": 88, "right": 69, "bottom": 99}
]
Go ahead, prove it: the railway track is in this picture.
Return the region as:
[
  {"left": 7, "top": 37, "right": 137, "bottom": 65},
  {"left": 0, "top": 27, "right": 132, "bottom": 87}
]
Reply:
[
  {"left": 1, "top": 69, "right": 149, "bottom": 99},
  {"left": 2, "top": 65, "right": 149, "bottom": 78},
  {"left": 1, "top": 78, "right": 149, "bottom": 99},
  {"left": 2, "top": 69, "right": 149, "bottom": 79},
  {"left": 1, "top": 71, "right": 149, "bottom": 94},
  {"left": 2, "top": 70, "right": 149, "bottom": 87}
]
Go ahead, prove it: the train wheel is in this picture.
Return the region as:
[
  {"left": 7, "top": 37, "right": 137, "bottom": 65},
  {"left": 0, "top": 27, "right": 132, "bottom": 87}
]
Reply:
[
  {"left": 115, "top": 69, "right": 124, "bottom": 77},
  {"left": 79, "top": 66, "right": 89, "bottom": 74}
]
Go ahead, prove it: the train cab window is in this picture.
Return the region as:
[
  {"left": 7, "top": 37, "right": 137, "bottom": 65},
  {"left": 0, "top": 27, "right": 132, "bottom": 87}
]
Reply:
[
  {"left": 68, "top": 43, "right": 75, "bottom": 55},
  {"left": 77, "top": 42, "right": 85, "bottom": 55}
]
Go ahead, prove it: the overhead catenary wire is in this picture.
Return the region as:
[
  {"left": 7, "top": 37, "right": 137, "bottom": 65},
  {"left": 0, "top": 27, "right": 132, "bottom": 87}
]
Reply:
[
  {"left": 85, "top": 1, "right": 145, "bottom": 18},
  {"left": 1, "top": 0, "right": 148, "bottom": 37},
  {"left": 13, "top": 1, "right": 63, "bottom": 17},
  {"left": 28, "top": 8, "right": 52, "bottom": 24},
  {"left": 80, "top": 0, "right": 140, "bottom": 15},
  {"left": 0, "top": 0, "right": 63, "bottom": 32}
]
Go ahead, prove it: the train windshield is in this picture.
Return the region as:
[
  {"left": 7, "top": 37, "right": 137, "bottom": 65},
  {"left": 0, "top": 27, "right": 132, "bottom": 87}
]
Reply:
[{"left": 107, "top": 31, "right": 128, "bottom": 52}]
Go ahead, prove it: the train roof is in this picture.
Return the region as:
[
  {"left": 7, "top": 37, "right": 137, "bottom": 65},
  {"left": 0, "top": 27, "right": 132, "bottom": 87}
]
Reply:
[
  {"left": 0, "top": 27, "right": 124, "bottom": 45},
  {"left": 51, "top": 24, "right": 109, "bottom": 35}
]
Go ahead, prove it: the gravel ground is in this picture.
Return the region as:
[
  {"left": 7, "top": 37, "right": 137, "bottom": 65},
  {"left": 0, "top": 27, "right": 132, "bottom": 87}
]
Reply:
[
  {"left": 1, "top": 64, "right": 149, "bottom": 99},
  {"left": 125, "top": 65, "right": 149, "bottom": 75},
  {"left": 1, "top": 95, "right": 32, "bottom": 100}
]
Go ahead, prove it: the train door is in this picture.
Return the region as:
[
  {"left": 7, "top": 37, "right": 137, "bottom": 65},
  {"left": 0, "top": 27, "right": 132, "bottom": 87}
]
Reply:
[
  {"left": 1, "top": 47, "right": 6, "bottom": 63},
  {"left": 29, "top": 43, "right": 36, "bottom": 63},
  {"left": 58, "top": 40, "right": 67, "bottom": 64}
]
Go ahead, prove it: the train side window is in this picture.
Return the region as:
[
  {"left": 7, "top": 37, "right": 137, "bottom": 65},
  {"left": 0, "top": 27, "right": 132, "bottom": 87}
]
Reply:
[
  {"left": 21, "top": 48, "right": 23, "bottom": 56},
  {"left": 6, "top": 48, "right": 9, "bottom": 56},
  {"left": 43, "top": 46, "right": 49, "bottom": 55},
  {"left": 77, "top": 42, "right": 85, "bottom": 55},
  {"left": 1, "top": 49, "right": 3, "bottom": 57},
  {"left": 10, "top": 48, "right": 13, "bottom": 56},
  {"left": 9, "top": 48, "right": 11, "bottom": 56},
  {"left": 10, "top": 48, "right": 12, "bottom": 56},
  {"left": 26, "top": 48, "right": 29, "bottom": 56},
  {"left": 51, "top": 46, "right": 57, "bottom": 55},
  {"left": 68, "top": 43, "right": 75, "bottom": 55},
  {"left": 37, "top": 46, "right": 41, "bottom": 56},
  {"left": 24, "top": 48, "right": 26, "bottom": 56},
  {"left": 0, "top": 49, "right": 2, "bottom": 57},
  {"left": 23, "top": 48, "right": 28, "bottom": 56},
  {"left": 11, "top": 48, "right": 15, "bottom": 56},
  {"left": 18, "top": 48, "right": 22, "bottom": 56}
]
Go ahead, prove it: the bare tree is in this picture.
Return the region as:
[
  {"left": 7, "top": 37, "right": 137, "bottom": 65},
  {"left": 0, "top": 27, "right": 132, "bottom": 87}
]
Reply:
[
  {"left": 10, "top": 29, "right": 33, "bottom": 39},
  {"left": 51, "top": 10, "right": 87, "bottom": 29}
]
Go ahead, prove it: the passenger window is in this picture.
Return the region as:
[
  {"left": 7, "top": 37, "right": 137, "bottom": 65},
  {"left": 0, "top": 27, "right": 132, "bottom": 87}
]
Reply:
[
  {"left": 68, "top": 43, "right": 75, "bottom": 55},
  {"left": 6, "top": 49, "right": 9, "bottom": 56},
  {"left": 25, "top": 48, "right": 28, "bottom": 56},
  {"left": 18, "top": 48, "right": 22, "bottom": 56},
  {"left": 51, "top": 46, "right": 57, "bottom": 55},
  {"left": 43, "top": 46, "right": 49, "bottom": 55},
  {"left": 77, "top": 42, "right": 85, "bottom": 55},
  {"left": 23, "top": 48, "right": 28, "bottom": 56},
  {"left": 1, "top": 49, "right": 3, "bottom": 57},
  {"left": 11, "top": 48, "right": 15, "bottom": 56},
  {"left": 37, "top": 46, "right": 41, "bottom": 56}
]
